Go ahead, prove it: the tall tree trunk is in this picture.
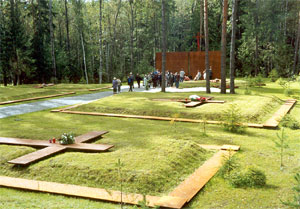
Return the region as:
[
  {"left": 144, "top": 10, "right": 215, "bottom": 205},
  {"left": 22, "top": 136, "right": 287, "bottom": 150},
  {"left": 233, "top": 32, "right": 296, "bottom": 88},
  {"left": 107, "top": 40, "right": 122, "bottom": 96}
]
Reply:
[
  {"left": 10, "top": 0, "right": 17, "bottom": 86},
  {"left": 293, "top": 11, "right": 300, "bottom": 75},
  {"left": 129, "top": 0, "right": 134, "bottom": 74},
  {"left": 230, "top": 0, "right": 238, "bottom": 94},
  {"left": 49, "top": 0, "right": 57, "bottom": 83},
  {"left": 254, "top": 0, "right": 259, "bottom": 76},
  {"left": 284, "top": 0, "right": 288, "bottom": 37},
  {"left": 106, "top": 41, "right": 109, "bottom": 81},
  {"left": 204, "top": 0, "right": 210, "bottom": 93},
  {"left": 161, "top": 0, "right": 166, "bottom": 92},
  {"left": 220, "top": 0, "right": 228, "bottom": 94},
  {"left": 112, "top": 0, "right": 122, "bottom": 76},
  {"left": 80, "top": 32, "right": 88, "bottom": 84},
  {"left": 0, "top": 0, "right": 3, "bottom": 85},
  {"left": 199, "top": 0, "right": 203, "bottom": 51},
  {"left": 98, "top": 0, "right": 103, "bottom": 84},
  {"left": 64, "top": 0, "right": 71, "bottom": 68}
]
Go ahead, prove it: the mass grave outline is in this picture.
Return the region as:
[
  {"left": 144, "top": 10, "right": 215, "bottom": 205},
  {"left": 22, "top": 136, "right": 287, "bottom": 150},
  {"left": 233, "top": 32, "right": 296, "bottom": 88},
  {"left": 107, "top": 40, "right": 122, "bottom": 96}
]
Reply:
[
  {"left": 0, "top": 92, "right": 76, "bottom": 105},
  {"left": 0, "top": 142, "right": 239, "bottom": 209},
  {"left": 51, "top": 98, "right": 296, "bottom": 129},
  {"left": 151, "top": 96, "right": 226, "bottom": 108},
  {"left": 0, "top": 131, "right": 113, "bottom": 165}
]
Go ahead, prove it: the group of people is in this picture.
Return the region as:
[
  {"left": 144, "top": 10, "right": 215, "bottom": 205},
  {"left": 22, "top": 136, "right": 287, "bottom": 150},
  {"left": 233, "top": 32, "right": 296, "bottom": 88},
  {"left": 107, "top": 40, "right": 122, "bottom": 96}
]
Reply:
[
  {"left": 143, "top": 69, "right": 186, "bottom": 89},
  {"left": 112, "top": 67, "right": 213, "bottom": 93},
  {"left": 194, "top": 67, "right": 213, "bottom": 81},
  {"left": 112, "top": 77, "right": 122, "bottom": 94}
]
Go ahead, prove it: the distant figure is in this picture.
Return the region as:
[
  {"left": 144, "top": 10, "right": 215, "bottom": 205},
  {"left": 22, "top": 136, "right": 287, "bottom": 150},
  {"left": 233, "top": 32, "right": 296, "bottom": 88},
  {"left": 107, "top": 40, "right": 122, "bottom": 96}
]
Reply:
[
  {"left": 112, "top": 77, "right": 118, "bottom": 94},
  {"left": 144, "top": 75, "right": 149, "bottom": 90},
  {"left": 175, "top": 72, "right": 180, "bottom": 88},
  {"left": 127, "top": 74, "right": 134, "bottom": 92},
  {"left": 209, "top": 66, "right": 213, "bottom": 79},
  {"left": 179, "top": 69, "right": 185, "bottom": 82},
  {"left": 117, "top": 78, "right": 122, "bottom": 93},
  {"left": 170, "top": 72, "right": 174, "bottom": 87},
  {"left": 136, "top": 73, "right": 142, "bottom": 88},
  {"left": 194, "top": 70, "right": 202, "bottom": 81},
  {"left": 203, "top": 70, "right": 206, "bottom": 80},
  {"left": 130, "top": 72, "right": 135, "bottom": 89}
]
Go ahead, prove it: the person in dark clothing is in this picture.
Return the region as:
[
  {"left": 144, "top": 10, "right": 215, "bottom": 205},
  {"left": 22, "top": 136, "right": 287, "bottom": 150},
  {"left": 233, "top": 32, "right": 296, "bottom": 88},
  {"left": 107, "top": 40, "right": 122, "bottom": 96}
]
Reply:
[
  {"left": 135, "top": 73, "right": 142, "bottom": 88},
  {"left": 129, "top": 72, "right": 135, "bottom": 89},
  {"left": 112, "top": 77, "right": 118, "bottom": 94},
  {"left": 153, "top": 74, "right": 158, "bottom": 88},
  {"left": 158, "top": 73, "right": 162, "bottom": 87},
  {"left": 175, "top": 72, "right": 180, "bottom": 88},
  {"left": 127, "top": 75, "right": 134, "bottom": 92}
]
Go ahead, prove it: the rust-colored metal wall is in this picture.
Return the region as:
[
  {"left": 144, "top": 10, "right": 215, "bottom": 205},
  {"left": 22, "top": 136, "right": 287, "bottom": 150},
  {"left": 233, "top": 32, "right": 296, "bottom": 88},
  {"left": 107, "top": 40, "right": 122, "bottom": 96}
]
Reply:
[{"left": 156, "top": 51, "right": 221, "bottom": 79}]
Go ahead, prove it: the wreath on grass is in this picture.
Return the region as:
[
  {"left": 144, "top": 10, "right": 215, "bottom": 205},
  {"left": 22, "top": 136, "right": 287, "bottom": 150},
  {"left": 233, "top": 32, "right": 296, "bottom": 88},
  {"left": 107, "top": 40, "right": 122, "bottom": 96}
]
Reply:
[{"left": 59, "top": 133, "right": 75, "bottom": 145}]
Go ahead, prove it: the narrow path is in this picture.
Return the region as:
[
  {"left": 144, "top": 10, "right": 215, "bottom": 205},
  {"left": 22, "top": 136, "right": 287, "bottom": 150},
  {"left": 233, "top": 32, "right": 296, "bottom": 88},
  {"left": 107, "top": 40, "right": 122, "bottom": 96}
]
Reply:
[
  {"left": 0, "top": 85, "right": 147, "bottom": 119},
  {"left": 0, "top": 84, "right": 217, "bottom": 119},
  {"left": 0, "top": 90, "right": 114, "bottom": 119}
]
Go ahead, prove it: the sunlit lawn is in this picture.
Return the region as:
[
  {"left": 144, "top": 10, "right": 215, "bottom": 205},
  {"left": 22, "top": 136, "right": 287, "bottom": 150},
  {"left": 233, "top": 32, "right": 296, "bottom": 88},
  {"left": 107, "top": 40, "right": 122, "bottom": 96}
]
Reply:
[
  {"left": 73, "top": 92, "right": 283, "bottom": 124},
  {"left": 0, "top": 79, "right": 299, "bottom": 208}
]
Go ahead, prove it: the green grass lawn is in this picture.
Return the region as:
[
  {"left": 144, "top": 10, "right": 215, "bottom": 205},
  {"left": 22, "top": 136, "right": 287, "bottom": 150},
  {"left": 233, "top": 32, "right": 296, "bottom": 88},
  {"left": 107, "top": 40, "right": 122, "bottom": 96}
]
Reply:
[
  {"left": 0, "top": 79, "right": 300, "bottom": 208},
  {"left": 0, "top": 110, "right": 215, "bottom": 197},
  {"left": 0, "top": 84, "right": 111, "bottom": 104},
  {"left": 73, "top": 92, "right": 283, "bottom": 124}
]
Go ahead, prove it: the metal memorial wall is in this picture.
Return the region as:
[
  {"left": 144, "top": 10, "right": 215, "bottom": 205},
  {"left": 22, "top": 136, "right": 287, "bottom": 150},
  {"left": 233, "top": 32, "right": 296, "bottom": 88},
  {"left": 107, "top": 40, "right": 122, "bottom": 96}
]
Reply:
[{"left": 155, "top": 51, "right": 221, "bottom": 79}]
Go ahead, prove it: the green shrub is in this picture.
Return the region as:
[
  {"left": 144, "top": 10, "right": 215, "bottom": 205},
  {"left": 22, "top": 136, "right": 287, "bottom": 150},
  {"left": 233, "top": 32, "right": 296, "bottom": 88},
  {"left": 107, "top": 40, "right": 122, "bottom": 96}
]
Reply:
[
  {"left": 222, "top": 104, "right": 246, "bottom": 133},
  {"left": 282, "top": 173, "right": 300, "bottom": 208},
  {"left": 230, "top": 167, "right": 267, "bottom": 188},
  {"left": 269, "top": 69, "right": 279, "bottom": 82},
  {"left": 59, "top": 133, "right": 75, "bottom": 145},
  {"left": 284, "top": 88, "right": 293, "bottom": 96},
  {"left": 247, "top": 74, "right": 265, "bottom": 87},
  {"left": 281, "top": 115, "right": 300, "bottom": 130},
  {"left": 244, "top": 87, "right": 252, "bottom": 95},
  {"left": 219, "top": 152, "right": 240, "bottom": 179}
]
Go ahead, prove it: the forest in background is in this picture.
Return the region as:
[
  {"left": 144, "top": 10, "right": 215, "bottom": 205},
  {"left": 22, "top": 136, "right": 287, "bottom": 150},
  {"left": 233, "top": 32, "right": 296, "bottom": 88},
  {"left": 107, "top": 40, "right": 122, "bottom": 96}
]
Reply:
[{"left": 0, "top": 0, "right": 300, "bottom": 85}]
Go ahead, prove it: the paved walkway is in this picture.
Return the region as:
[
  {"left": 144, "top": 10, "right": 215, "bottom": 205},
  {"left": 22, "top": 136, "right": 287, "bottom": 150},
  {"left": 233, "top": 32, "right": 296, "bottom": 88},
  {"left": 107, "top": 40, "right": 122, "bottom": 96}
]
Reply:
[
  {"left": 0, "top": 91, "right": 114, "bottom": 119},
  {"left": 0, "top": 84, "right": 220, "bottom": 119}
]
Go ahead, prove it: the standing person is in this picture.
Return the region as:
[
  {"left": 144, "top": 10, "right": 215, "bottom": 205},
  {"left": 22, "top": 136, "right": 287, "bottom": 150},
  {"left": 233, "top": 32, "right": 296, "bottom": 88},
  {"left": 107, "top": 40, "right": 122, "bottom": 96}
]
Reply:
[
  {"left": 158, "top": 73, "right": 162, "bottom": 87},
  {"left": 129, "top": 72, "right": 135, "bottom": 89},
  {"left": 194, "top": 70, "right": 202, "bottom": 81},
  {"left": 117, "top": 78, "right": 122, "bottom": 93},
  {"left": 112, "top": 77, "right": 118, "bottom": 94},
  {"left": 153, "top": 73, "right": 158, "bottom": 88},
  {"left": 144, "top": 74, "right": 149, "bottom": 90},
  {"left": 170, "top": 72, "right": 174, "bottom": 87},
  {"left": 209, "top": 66, "right": 213, "bottom": 79},
  {"left": 180, "top": 69, "right": 185, "bottom": 82},
  {"left": 127, "top": 75, "right": 133, "bottom": 92},
  {"left": 175, "top": 72, "right": 180, "bottom": 88},
  {"left": 203, "top": 70, "right": 206, "bottom": 80},
  {"left": 135, "top": 73, "right": 142, "bottom": 88}
]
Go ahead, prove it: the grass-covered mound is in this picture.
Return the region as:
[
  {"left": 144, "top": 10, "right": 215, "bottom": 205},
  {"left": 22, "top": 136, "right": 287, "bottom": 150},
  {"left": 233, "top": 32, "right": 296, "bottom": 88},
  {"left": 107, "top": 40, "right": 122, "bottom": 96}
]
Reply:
[
  {"left": 0, "top": 112, "right": 214, "bottom": 196},
  {"left": 73, "top": 92, "right": 283, "bottom": 124},
  {"left": 1, "top": 101, "right": 300, "bottom": 208},
  {"left": 0, "top": 84, "right": 110, "bottom": 103}
]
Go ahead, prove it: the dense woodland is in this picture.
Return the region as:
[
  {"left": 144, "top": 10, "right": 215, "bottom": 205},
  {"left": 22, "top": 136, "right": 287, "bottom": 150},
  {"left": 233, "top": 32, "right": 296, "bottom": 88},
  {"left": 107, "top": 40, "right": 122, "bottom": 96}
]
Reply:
[{"left": 0, "top": 0, "right": 300, "bottom": 86}]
